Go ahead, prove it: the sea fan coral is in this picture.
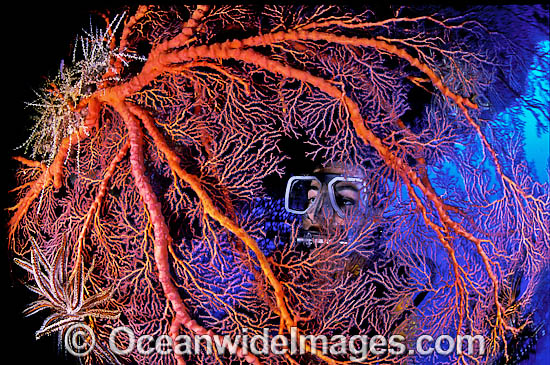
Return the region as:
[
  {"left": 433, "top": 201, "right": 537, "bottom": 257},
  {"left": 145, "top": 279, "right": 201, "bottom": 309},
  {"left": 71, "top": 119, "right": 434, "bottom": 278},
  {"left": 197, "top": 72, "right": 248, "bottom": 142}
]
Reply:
[{"left": 6, "top": 5, "right": 549, "bottom": 365}]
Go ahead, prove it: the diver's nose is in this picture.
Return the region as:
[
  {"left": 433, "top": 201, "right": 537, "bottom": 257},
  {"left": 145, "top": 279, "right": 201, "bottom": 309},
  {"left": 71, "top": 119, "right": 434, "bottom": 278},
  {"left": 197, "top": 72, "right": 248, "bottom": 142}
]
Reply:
[{"left": 310, "top": 192, "right": 336, "bottom": 224}]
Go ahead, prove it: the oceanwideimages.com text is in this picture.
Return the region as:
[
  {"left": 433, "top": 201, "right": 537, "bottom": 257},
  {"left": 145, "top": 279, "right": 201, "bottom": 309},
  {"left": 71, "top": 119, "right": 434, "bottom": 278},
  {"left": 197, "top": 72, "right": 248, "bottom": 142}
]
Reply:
[{"left": 65, "top": 323, "right": 485, "bottom": 360}]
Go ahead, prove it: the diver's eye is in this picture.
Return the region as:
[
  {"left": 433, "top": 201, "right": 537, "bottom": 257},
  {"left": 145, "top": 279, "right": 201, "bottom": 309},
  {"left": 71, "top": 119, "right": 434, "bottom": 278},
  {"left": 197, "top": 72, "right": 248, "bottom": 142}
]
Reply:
[
  {"left": 342, "top": 198, "right": 356, "bottom": 206},
  {"left": 337, "top": 196, "right": 357, "bottom": 208}
]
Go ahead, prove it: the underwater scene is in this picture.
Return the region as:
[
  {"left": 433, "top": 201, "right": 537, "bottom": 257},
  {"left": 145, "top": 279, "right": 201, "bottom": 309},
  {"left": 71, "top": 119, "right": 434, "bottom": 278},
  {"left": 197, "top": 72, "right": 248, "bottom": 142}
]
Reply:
[{"left": 4, "top": 5, "right": 549, "bottom": 365}]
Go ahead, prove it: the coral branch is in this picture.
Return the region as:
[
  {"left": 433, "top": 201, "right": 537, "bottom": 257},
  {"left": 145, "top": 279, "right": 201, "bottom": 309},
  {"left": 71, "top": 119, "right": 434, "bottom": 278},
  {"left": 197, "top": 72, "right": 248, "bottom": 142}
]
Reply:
[
  {"left": 119, "top": 100, "right": 260, "bottom": 364},
  {"left": 127, "top": 104, "right": 296, "bottom": 331},
  {"left": 164, "top": 44, "right": 514, "bottom": 338}
]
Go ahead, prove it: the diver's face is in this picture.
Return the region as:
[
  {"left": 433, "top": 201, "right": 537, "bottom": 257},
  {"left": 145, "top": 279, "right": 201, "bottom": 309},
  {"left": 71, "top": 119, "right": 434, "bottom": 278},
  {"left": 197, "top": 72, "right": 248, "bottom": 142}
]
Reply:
[{"left": 302, "top": 166, "right": 366, "bottom": 234}]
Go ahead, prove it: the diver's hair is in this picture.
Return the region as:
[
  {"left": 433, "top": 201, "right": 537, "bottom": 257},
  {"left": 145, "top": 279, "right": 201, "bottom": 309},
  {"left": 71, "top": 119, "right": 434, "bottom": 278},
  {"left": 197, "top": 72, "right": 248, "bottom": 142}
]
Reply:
[{"left": 313, "top": 161, "right": 366, "bottom": 178}]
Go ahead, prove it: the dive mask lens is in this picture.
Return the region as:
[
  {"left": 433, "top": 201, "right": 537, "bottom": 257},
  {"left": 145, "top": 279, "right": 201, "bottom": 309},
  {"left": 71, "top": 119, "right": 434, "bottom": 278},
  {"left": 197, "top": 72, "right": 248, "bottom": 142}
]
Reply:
[
  {"left": 328, "top": 177, "right": 367, "bottom": 218},
  {"left": 285, "top": 176, "right": 320, "bottom": 214}
]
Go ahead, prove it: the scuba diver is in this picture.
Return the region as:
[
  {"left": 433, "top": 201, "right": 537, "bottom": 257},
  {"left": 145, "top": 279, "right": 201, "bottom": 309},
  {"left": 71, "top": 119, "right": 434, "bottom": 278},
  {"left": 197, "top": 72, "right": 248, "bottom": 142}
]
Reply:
[
  {"left": 284, "top": 163, "right": 369, "bottom": 247},
  {"left": 283, "top": 162, "right": 433, "bottom": 340}
]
